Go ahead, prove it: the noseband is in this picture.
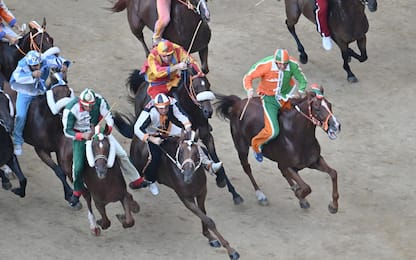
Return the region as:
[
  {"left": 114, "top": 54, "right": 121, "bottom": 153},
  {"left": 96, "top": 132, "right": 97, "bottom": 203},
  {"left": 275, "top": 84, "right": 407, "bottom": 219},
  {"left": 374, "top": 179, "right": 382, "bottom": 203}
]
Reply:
[
  {"left": 294, "top": 97, "right": 333, "bottom": 131},
  {"left": 158, "top": 138, "right": 202, "bottom": 173}
]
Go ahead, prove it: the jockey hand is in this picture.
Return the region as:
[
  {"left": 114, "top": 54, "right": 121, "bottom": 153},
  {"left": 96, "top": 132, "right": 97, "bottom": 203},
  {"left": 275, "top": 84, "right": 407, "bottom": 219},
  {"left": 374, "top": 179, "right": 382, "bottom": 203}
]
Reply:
[
  {"left": 172, "top": 62, "right": 188, "bottom": 71},
  {"left": 149, "top": 136, "right": 163, "bottom": 145},
  {"left": 247, "top": 89, "right": 254, "bottom": 99},
  {"left": 61, "top": 64, "right": 68, "bottom": 73},
  {"left": 32, "top": 70, "right": 41, "bottom": 78},
  {"left": 184, "top": 125, "right": 192, "bottom": 133}
]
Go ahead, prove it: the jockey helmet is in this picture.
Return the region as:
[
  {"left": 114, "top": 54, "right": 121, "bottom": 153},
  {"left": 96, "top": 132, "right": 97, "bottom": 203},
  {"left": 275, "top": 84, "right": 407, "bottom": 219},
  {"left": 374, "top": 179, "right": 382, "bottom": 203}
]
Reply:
[
  {"left": 80, "top": 88, "right": 96, "bottom": 107},
  {"left": 310, "top": 83, "right": 324, "bottom": 99},
  {"left": 26, "top": 50, "right": 41, "bottom": 66},
  {"left": 274, "top": 48, "right": 289, "bottom": 64},
  {"left": 154, "top": 93, "right": 170, "bottom": 108},
  {"left": 157, "top": 40, "right": 174, "bottom": 56}
]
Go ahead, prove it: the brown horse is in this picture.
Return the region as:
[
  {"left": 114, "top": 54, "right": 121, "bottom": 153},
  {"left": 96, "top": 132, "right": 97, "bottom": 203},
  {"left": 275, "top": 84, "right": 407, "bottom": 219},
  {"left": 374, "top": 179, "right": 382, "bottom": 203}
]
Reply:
[
  {"left": 114, "top": 69, "right": 243, "bottom": 204},
  {"left": 130, "top": 131, "right": 239, "bottom": 259},
  {"left": 215, "top": 87, "right": 342, "bottom": 213},
  {"left": 0, "top": 90, "right": 27, "bottom": 197},
  {"left": 77, "top": 133, "right": 140, "bottom": 236},
  {"left": 110, "top": 0, "right": 211, "bottom": 73},
  {"left": 285, "top": 0, "right": 377, "bottom": 82},
  {"left": 0, "top": 18, "right": 54, "bottom": 88}
]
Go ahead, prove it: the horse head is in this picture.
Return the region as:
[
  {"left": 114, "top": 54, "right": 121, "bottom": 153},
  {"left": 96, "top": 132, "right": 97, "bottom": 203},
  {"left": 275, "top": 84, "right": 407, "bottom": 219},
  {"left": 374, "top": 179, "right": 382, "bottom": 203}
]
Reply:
[
  {"left": 88, "top": 133, "right": 116, "bottom": 179},
  {"left": 0, "top": 90, "right": 14, "bottom": 133},
  {"left": 175, "top": 130, "right": 202, "bottom": 184},
  {"left": 181, "top": 67, "right": 215, "bottom": 119},
  {"left": 365, "top": 0, "right": 378, "bottom": 12},
  {"left": 188, "top": 0, "right": 211, "bottom": 22},
  {"left": 18, "top": 18, "right": 54, "bottom": 54},
  {"left": 294, "top": 86, "right": 341, "bottom": 140}
]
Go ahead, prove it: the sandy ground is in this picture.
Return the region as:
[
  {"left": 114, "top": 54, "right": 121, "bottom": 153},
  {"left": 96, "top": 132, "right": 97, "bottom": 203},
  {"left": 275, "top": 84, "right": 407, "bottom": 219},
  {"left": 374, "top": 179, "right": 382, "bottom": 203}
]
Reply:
[{"left": 1, "top": 0, "right": 416, "bottom": 259}]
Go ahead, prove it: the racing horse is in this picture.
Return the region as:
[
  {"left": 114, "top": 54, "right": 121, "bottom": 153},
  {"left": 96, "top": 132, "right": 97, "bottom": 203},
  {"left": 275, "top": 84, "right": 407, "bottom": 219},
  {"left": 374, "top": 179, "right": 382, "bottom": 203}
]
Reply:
[
  {"left": 130, "top": 130, "right": 239, "bottom": 259},
  {"left": 285, "top": 0, "right": 378, "bottom": 82},
  {"left": 79, "top": 133, "right": 140, "bottom": 236},
  {"left": 215, "top": 86, "right": 342, "bottom": 213},
  {"left": 0, "top": 18, "right": 54, "bottom": 89},
  {"left": 110, "top": 0, "right": 211, "bottom": 73},
  {"left": 114, "top": 69, "right": 243, "bottom": 205},
  {"left": 0, "top": 90, "right": 27, "bottom": 197}
]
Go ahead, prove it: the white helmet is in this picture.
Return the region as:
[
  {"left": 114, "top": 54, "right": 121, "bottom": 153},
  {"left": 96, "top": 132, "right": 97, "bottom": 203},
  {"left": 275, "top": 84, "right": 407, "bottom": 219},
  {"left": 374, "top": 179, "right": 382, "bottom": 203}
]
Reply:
[
  {"left": 154, "top": 93, "right": 170, "bottom": 108},
  {"left": 79, "top": 88, "right": 96, "bottom": 106},
  {"left": 26, "top": 50, "right": 41, "bottom": 66}
]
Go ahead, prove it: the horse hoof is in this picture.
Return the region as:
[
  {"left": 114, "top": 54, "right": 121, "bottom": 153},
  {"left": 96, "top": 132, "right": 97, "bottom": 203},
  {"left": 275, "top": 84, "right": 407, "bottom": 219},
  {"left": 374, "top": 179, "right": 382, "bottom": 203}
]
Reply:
[
  {"left": 97, "top": 219, "right": 111, "bottom": 230},
  {"left": 299, "top": 199, "right": 310, "bottom": 209},
  {"left": 90, "top": 227, "right": 101, "bottom": 236},
  {"left": 229, "top": 251, "right": 240, "bottom": 260},
  {"left": 216, "top": 176, "right": 227, "bottom": 188},
  {"left": 117, "top": 214, "right": 135, "bottom": 228},
  {"left": 2, "top": 182, "right": 12, "bottom": 190},
  {"left": 209, "top": 239, "right": 221, "bottom": 248},
  {"left": 257, "top": 197, "right": 269, "bottom": 206},
  {"left": 347, "top": 76, "right": 358, "bottom": 83},
  {"left": 300, "top": 53, "right": 308, "bottom": 64},
  {"left": 69, "top": 201, "right": 83, "bottom": 211},
  {"left": 328, "top": 203, "right": 338, "bottom": 214},
  {"left": 11, "top": 188, "right": 25, "bottom": 198},
  {"left": 233, "top": 195, "right": 244, "bottom": 205}
]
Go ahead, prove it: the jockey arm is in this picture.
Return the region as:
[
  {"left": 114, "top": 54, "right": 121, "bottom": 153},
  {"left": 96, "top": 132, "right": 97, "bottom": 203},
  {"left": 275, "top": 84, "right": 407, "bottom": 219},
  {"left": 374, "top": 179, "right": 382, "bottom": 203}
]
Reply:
[
  {"left": 243, "top": 61, "right": 271, "bottom": 96},
  {"left": 290, "top": 61, "right": 308, "bottom": 94},
  {"left": 96, "top": 96, "right": 113, "bottom": 134},
  {"left": 171, "top": 102, "right": 192, "bottom": 131}
]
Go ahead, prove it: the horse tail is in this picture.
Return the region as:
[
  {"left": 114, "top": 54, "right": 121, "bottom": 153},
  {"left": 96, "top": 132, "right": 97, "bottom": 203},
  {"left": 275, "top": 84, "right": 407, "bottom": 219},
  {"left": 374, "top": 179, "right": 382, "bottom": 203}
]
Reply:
[
  {"left": 127, "top": 69, "right": 146, "bottom": 95},
  {"left": 113, "top": 111, "right": 135, "bottom": 139},
  {"left": 109, "top": 0, "right": 127, "bottom": 12},
  {"left": 215, "top": 94, "right": 242, "bottom": 120}
]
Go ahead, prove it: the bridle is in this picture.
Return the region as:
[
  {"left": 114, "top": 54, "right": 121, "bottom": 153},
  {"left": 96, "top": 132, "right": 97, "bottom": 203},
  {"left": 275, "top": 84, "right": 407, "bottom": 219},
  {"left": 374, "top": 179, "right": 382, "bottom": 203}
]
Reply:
[
  {"left": 15, "top": 27, "right": 46, "bottom": 56},
  {"left": 294, "top": 96, "right": 333, "bottom": 131},
  {"left": 158, "top": 137, "right": 202, "bottom": 173}
]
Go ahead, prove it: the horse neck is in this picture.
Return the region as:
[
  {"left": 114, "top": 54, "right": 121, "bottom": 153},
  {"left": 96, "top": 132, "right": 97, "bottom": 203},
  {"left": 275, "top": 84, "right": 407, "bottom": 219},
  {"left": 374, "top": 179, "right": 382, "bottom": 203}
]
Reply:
[{"left": 282, "top": 99, "right": 317, "bottom": 138}]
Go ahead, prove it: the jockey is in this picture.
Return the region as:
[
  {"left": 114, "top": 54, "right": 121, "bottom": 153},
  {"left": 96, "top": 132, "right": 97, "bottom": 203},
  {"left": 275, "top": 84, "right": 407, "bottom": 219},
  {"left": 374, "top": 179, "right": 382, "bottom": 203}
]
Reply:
[
  {"left": 0, "top": 0, "right": 22, "bottom": 45},
  {"left": 133, "top": 93, "right": 223, "bottom": 195},
  {"left": 243, "top": 48, "right": 307, "bottom": 162},
  {"left": 62, "top": 88, "right": 149, "bottom": 208},
  {"left": 10, "top": 50, "right": 69, "bottom": 156},
  {"left": 315, "top": 0, "right": 332, "bottom": 50},
  {"left": 141, "top": 39, "right": 203, "bottom": 100}
]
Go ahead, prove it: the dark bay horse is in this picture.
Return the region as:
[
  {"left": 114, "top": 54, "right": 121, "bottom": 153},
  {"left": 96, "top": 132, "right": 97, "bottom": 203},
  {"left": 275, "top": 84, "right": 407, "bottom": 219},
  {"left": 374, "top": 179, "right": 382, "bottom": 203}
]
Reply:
[
  {"left": 0, "top": 19, "right": 54, "bottom": 88},
  {"left": 130, "top": 131, "right": 239, "bottom": 259},
  {"left": 3, "top": 82, "right": 76, "bottom": 206},
  {"left": 114, "top": 69, "right": 243, "bottom": 204},
  {"left": 0, "top": 90, "right": 27, "bottom": 197},
  {"left": 110, "top": 0, "right": 212, "bottom": 73},
  {"left": 215, "top": 87, "right": 342, "bottom": 213},
  {"left": 79, "top": 133, "right": 140, "bottom": 236},
  {"left": 285, "top": 0, "right": 378, "bottom": 82}
]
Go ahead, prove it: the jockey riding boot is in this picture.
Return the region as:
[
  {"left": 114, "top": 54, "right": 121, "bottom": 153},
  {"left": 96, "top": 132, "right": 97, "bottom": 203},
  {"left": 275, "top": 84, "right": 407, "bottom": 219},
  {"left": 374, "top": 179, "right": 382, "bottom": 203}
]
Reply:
[
  {"left": 14, "top": 144, "right": 22, "bottom": 156},
  {"left": 253, "top": 151, "right": 263, "bottom": 163},
  {"left": 129, "top": 177, "right": 151, "bottom": 189},
  {"left": 149, "top": 182, "right": 160, "bottom": 196},
  {"left": 322, "top": 36, "right": 332, "bottom": 51}
]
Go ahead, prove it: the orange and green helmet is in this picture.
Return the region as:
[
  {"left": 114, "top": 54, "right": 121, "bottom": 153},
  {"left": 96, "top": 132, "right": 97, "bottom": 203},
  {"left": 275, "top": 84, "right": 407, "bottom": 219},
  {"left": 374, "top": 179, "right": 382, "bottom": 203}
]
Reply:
[
  {"left": 157, "top": 40, "right": 174, "bottom": 56},
  {"left": 274, "top": 48, "right": 289, "bottom": 64}
]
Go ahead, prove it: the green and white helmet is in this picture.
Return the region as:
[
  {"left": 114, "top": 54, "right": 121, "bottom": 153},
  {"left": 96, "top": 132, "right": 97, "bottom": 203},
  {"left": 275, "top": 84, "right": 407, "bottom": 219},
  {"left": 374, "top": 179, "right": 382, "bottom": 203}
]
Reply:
[{"left": 79, "top": 88, "right": 96, "bottom": 106}]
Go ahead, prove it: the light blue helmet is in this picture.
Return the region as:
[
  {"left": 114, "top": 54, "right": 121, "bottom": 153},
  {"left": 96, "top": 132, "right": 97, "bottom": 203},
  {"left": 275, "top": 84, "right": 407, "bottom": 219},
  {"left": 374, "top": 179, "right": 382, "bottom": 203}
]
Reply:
[{"left": 26, "top": 50, "right": 41, "bottom": 66}]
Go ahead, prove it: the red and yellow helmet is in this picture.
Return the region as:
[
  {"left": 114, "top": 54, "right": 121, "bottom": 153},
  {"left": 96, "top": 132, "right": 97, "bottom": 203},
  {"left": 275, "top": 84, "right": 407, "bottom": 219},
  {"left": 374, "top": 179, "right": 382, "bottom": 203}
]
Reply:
[
  {"left": 274, "top": 48, "right": 289, "bottom": 64},
  {"left": 157, "top": 40, "right": 174, "bottom": 56}
]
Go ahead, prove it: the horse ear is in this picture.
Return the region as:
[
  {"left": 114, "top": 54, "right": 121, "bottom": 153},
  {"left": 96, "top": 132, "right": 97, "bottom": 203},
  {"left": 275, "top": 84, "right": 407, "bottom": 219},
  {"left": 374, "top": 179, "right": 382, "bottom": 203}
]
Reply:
[
  {"left": 42, "top": 17, "right": 47, "bottom": 29},
  {"left": 319, "top": 85, "right": 324, "bottom": 95}
]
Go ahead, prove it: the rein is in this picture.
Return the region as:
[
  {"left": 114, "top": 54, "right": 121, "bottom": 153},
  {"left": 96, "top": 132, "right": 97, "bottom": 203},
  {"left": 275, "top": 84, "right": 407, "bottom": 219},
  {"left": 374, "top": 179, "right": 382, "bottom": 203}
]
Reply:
[
  {"left": 158, "top": 139, "right": 202, "bottom": 173},
  {"left": 294, "top": 98, "right": 333, "bottom": 131},
  {"left": 14, "top": 27, "right": 46, "bottom": 55}
]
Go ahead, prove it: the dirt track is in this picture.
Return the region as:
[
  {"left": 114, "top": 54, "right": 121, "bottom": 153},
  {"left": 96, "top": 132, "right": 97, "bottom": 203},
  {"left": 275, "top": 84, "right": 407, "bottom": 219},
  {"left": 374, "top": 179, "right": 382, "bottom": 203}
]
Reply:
[{"left": 1, "top": 0, "right": 415, "bottom": 259}]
